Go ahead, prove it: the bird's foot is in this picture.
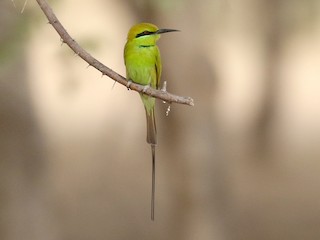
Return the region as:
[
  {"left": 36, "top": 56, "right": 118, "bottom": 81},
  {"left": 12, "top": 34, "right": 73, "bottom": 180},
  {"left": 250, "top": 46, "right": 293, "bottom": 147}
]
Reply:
[
  {"left": 126, "top": 80, "right": 132, "bottom": 90},
  {"left": 142, "top": 84, "right": 150, "bottom": 93}
]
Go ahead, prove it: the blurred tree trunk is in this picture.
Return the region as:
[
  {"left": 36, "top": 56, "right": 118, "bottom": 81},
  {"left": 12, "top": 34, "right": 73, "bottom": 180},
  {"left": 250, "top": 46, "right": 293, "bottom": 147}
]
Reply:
[{"left": 0, "top": 3, "right": 57, "bottom": 240}]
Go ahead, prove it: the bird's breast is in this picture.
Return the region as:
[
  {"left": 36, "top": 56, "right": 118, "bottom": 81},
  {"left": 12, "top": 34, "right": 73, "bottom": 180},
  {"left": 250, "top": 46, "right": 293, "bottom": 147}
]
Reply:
[{"left": 125, "top": 45, "right": 158, "bottom": 87}]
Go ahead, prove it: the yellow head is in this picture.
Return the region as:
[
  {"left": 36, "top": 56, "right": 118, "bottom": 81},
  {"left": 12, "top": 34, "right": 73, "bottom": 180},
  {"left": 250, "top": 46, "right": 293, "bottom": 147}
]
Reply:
[{"left": 126, "top": 23, "right": 179, "bottom": 46}]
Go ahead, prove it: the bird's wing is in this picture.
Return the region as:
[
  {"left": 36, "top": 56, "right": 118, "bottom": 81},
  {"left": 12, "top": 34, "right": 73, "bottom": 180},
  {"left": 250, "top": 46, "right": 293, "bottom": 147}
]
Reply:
[{"left": 155, "top": 47, "right": 162, "bottom": 90}]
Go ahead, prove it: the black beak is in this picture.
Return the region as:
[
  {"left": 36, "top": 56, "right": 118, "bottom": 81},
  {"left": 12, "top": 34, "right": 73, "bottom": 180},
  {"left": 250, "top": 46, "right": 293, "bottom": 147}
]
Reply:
[{"left": 156, "top": 29, "right": 180, "bottom": 34}]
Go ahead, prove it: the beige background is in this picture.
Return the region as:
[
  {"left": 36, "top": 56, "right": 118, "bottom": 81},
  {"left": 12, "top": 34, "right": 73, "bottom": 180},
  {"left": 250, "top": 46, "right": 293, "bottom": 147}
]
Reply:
[{"left": 1, "top": 0, "right": 320, "bottom": 239}]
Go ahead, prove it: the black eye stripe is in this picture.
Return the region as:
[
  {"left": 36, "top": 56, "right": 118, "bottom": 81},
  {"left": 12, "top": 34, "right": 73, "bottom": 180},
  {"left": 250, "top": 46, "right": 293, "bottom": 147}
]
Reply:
[{"left": 136, "top": 30, "right": 155, "bottom": 38}]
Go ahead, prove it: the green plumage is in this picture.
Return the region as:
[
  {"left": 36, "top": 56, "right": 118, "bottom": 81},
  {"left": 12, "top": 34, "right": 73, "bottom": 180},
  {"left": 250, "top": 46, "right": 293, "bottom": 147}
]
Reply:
[{"left": 124, "top": 23, "right": 161, "bottom": 145}]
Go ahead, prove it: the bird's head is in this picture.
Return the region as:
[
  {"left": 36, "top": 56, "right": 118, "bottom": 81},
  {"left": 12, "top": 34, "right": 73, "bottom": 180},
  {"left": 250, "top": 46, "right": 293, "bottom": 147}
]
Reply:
[{"left": 126, "top": 23, "right": 179, "bottom": 46}]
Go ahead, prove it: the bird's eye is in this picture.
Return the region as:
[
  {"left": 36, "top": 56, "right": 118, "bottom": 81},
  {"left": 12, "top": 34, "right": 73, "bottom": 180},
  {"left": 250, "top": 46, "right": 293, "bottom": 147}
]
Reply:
[{"left": 136, "top": 30, "right": 152, "bottom": 38}]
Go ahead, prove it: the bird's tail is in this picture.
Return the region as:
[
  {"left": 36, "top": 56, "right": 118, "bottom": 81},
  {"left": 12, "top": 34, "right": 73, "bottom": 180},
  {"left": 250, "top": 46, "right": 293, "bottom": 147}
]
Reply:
[
  {"left": 145, "top": 107, "right": 157, "bottom": 145},
  {"left": 145, "top": 107, "right": 157, "bottom": 220},
  {"left": 151, "top": 144, "right": 155, "bottom": 220}
]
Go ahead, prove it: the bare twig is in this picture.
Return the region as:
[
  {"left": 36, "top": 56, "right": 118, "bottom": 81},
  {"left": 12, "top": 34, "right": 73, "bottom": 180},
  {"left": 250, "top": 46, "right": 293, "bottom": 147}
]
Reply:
[
  {"left": 21, "top": 0, "right": 28, "bottom": 13},
  {"left": 11, "top": 0, "right": 16, "bottom": 8},
  {"left": 35, "top": 0, "right": 194, "bottom": 106}
]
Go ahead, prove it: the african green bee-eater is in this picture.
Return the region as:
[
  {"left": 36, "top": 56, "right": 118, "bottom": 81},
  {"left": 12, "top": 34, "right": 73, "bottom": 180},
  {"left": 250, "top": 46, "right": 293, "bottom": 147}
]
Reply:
[{"left": 124, "top": 23, "right": 178, "bottom": 220}]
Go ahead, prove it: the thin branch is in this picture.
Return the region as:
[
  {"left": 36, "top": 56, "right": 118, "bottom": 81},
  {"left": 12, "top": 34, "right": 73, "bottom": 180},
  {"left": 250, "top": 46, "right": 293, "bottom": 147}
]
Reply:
[{"left": 35, "top": 0, "right": 194, "bottom": 106}]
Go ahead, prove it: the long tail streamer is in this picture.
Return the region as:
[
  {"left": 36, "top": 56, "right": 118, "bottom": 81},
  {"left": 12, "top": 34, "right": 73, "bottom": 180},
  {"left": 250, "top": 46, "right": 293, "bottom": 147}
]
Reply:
[{"left": 151, "top": 144, "right": 156, "bottom": 221}]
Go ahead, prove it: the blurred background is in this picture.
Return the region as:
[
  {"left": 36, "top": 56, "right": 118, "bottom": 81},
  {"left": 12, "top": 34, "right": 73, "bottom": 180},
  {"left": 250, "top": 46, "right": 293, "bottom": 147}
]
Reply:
[{"left": 1, "top": 0, "right": 320, "bottom": 239}]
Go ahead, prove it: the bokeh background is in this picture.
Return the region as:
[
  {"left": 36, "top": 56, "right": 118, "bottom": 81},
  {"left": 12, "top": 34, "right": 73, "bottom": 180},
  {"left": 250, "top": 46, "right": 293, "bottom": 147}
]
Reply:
[{"left": 1, "top": 0, "right": 320, "bottom": 239}]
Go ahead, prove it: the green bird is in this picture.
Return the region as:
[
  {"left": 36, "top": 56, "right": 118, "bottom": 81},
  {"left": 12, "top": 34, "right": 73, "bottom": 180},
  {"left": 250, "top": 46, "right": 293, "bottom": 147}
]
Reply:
[{"left": 124, "top": 23, "right": 178, "bottom": 220}]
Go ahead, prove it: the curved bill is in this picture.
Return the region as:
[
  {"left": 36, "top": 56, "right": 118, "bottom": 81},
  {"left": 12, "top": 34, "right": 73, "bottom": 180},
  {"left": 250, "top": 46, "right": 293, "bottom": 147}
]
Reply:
[{"left": 156, "top": 29, "right": 180, "bottom": 34}]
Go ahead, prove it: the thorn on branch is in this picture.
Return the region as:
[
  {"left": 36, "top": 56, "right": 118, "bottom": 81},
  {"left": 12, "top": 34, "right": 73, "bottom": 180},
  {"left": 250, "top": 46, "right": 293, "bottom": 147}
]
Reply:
[
  {"left": 48, "top": 20, "right": 57, "bottom": 24},
  {"left": 60, "top": 38, "right": 66, "bottom": 46},
  {"left": 161, "top": 81, "right": 167, "bottom": 92},
  {"left": 161, "top": 81, "right": 168, "bottom": 104},
  {"left": 112, "top": 81, "right": 117, "bottom": 90}
]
